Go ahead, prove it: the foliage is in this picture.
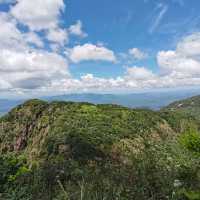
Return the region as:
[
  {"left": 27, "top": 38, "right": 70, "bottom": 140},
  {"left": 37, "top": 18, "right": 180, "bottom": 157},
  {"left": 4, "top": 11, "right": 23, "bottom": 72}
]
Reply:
[
  {"left": 0, "top": 99, "right": 200, "bottom": 199},
  {"left": 164, "top": 95, "right": 200, "bottom": 121},
  {"left": 179, "top": 130, "right": 200, "bottom": 154}
]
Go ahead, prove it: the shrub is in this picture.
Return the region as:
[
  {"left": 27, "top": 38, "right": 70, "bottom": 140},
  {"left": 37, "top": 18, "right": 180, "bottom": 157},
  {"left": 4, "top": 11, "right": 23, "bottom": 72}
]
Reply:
[{"left": 179, "top": 130, "right": 200, "bottom": 154}]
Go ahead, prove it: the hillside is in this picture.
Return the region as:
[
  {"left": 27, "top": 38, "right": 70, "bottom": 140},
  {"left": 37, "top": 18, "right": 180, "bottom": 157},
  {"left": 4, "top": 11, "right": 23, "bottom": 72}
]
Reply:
[
  {"left": 0, "top": 99, "right": 200, "bottom": 199},
  {"left": 164, "top": 95, "right": 200, "bottom": 120},
  {"left": 0, "top": 99, "right": 174, "bottom": 160}
]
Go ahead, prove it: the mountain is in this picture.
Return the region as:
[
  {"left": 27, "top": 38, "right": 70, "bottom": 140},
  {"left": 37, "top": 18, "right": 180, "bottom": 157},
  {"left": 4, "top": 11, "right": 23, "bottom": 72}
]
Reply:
[
  {"left": 164, "top": 95, "right": 200, "bottom": 120},
  {"left": 0, "top": 99, "right": 200, "bottom": 199},
  {"left": 46, "top": 90, "right": 200, "bottom": 109},
  {"left": 1, "top": 89, "right": 200, "bottom": 115},
  {"left": 0, "top": 99, "right": 175, "bottom": 156},
  {"left": 0, "top": 99, "right": 24, "bottom": 116}
]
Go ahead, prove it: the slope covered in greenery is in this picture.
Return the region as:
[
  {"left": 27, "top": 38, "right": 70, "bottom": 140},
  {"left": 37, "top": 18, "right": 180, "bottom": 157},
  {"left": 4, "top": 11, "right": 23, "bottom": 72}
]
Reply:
[
  {"left": 0, "top": 99, "right": 200, "bottom": 199},
  {"left": 164, "top": 95, "right": 200, "bottom": 120}
]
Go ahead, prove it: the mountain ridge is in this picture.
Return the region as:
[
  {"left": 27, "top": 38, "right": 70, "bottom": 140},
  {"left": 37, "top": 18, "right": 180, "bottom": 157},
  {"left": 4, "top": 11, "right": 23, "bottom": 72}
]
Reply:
[
  {"left": 0, "top": 96, "right": 200, "bottom": 199},
  {"left": 163, "top": 95, "right": 200, "bottom": 120}
]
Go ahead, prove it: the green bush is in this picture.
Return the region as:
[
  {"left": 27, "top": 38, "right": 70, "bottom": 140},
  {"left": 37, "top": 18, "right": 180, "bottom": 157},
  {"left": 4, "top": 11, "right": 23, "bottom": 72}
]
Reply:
[{"left": 180, "top": 130, "right": 200, "bottom": 154}]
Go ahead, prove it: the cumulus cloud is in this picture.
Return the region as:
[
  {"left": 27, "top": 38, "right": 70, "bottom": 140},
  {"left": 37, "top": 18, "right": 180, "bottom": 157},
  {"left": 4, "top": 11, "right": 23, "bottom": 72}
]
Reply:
[
  {"left": 41, "top": 66, "right": 159, "bottom": 94},
  {"left": 69, "top": 20, "right": 87, "bottom": 38},
  {"left": 125, "top": 67, "right": 155, "bottom": 80},
  {"left": 68, "top": 43, "right": 116, "bottom": 63},
  {"left": 9, "top": 0, "right": 82, "bottom": 49},
  {"left": 1, "top": 0, "right": 200, "bottom": 95},
  {"left": 129, "top": 48, "right": 148, "bottom": 60},
  {"left": 10, "top": 0, "right": 65, "bottom": 31},
  {"left": 0, "top": 1, "right": 70, "bottom": 92},
  {"left": 44, "top": 74, "right": 125, "bottom": 94},
  {"left": 176, "top": 33, "right": 200, "bottom": 57},
  {"left": 47, "top": 27, "right": 68, "bottom": 46},
  {"left": 0, "top": 12, "right": 43, "bottom": 49},
  {"left": 56, "top": 32, "right": 200, "bottom": 93},
  {"left": 3, "top": 31, "right": 200, "bottom": 94},
  {"left": 0, "top": 13, "right": 24, "bottom": 50},
  {"left": 158, "top": 50, "right": 200, "bottom": 77},
  {"left": 0, "top": 49, "right": 69, "bottom": 90},
  {"left": 23, "top": 32, "right": 44, "bottom": 48},
  {"left": 157, "top": 33, "right": 200, "bottom": 78}
]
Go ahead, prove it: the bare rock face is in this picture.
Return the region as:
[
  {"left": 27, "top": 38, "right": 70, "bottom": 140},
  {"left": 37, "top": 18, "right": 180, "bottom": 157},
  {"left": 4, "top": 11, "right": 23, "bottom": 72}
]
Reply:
[
  {"left": 15, "top": 136, "right": 26, "bottom": 151},
  {"left": 0, "top": 99, "right": 48, "bottom": 154}
]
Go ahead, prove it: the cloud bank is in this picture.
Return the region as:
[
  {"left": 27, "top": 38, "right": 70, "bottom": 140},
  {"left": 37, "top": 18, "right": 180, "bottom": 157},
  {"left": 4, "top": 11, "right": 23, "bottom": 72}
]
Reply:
[{"left": 0, "top": 0, "right": 200, "bottom": 96}]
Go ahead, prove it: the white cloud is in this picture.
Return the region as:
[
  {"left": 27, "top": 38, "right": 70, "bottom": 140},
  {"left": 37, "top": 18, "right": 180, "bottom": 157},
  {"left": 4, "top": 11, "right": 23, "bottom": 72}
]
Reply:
[
  {"left": 177, "top": 33, "right": 200, "bottom": 57},
  {"left": 45, "top": 74, "right": 125, "bottom": 94},
  {"left": 0, "top": 12, "right": 44, "bottom": 50},
  {"left": 157, "top": 50, "right": 200, "bottom": 77},
  {"left": 125, "top": 67, "right": 155, "bottom": 80},
  {"left": 23, "top": 32, "right": 44, "bottom": 48},
  {"left": 10, "top": 0, "right": 65, "bottom": 31},
  {"left": 0, "top": 79, "right": 11, "bottom": 90},
  {"left": 69, "top": 20, "right": 87, "bottom": 38},
  {"left": 129, "top": 48, "right": 148, "bottom": 60},
  {"left": 1, "top": 0, "right": 200, "bottom": 95},
  {"left": 0, "top": 49, "right": 69, "bottom": 90},
  {"left": 157, "top": 33, "right": 200, "bottom": 78},
  {"left": 0, "top": 13, "right": 25, "bottom": 50},
  {"left": 47, "top": 27, "right": 68, "bottom": 46},
  {"left": 53, "top": 32, "right": 200, "bottom": 93},
  {"left": 0, "top": 49, "right": 67, "bottom": 73},
  {"left": 68, "top": 43, "right": 116, "bottom": 63},
  {"left": 0, "top": 0, "right": 71, "bottom": 92},
  {"left": 4, "top": 31, "right": 200, "bottom": 94},
  {"left": 41, "top": 66, "right": 159, "bottom": 94}
]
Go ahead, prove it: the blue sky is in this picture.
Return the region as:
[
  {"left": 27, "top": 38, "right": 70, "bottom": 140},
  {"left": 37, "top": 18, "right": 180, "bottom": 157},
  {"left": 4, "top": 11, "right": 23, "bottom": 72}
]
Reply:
[
  {"left": 67, "top": 0, "right": 200, "bottom": 77},
  {"left": 0, "top": 0, "right": 200, "bottom": 97},
  {"left": 63, "top": 0, "right": 198, "bottom": 76}
]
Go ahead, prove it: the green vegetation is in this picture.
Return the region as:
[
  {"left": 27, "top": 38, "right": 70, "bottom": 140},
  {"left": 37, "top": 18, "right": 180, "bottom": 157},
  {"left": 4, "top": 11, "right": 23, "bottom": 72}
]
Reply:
[
  {"left": 0, "top": 98, "right": 200, "bottom": 199},
  {"left": 180, "top": 129, "right": 200, "bottom": 154},
  {"left": 164, "top": 95, "right": 200, "bottom": 120}
]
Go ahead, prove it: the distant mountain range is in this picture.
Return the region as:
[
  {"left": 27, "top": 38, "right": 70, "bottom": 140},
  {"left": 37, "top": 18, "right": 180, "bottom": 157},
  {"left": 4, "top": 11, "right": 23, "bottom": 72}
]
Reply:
[
  {"left": 46, "top": 91, "right": 200, "bottom": 109},
  {"left": 0, "top": 89, "right": 200, "bottom": 115},
  {"left": 0, "top": 99, "right": 23, "bottom": 116}
]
